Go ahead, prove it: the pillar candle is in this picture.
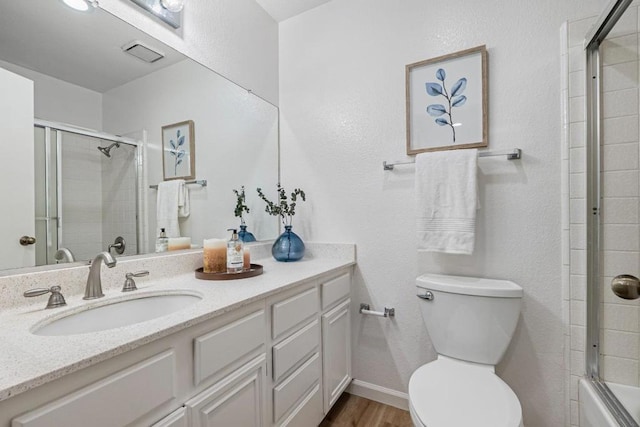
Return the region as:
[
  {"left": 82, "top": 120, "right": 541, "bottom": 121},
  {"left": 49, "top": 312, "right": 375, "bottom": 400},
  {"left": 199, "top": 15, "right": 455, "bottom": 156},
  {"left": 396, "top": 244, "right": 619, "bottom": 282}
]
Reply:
[
  {"left": 168, "top": 237, "right": 191, "bottom": 251},
  {"left": 203, "top": 238, "right": 226, "bottom": 273}
]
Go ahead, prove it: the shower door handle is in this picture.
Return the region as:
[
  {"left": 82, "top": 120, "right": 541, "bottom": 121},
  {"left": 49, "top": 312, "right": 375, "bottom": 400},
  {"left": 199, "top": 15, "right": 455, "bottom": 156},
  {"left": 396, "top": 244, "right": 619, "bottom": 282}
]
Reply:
[
  {"left": 19, "top": 236, "right": 36, "bottom": 246},
  {"left": 611, "top": 274, "right": 640, "bottom": 300}
]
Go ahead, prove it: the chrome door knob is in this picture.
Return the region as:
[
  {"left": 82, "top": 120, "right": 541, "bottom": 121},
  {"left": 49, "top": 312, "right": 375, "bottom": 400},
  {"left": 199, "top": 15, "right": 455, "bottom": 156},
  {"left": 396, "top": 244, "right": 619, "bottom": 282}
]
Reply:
[{"left": 611, "top": 274, "right": 640, "bottom": 300}]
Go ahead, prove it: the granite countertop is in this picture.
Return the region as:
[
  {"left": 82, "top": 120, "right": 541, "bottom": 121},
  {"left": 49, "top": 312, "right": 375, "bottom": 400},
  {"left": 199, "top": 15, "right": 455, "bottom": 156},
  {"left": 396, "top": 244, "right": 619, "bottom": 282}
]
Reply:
[{"left": 0, "top": 243, "right": 355, "bottom": 402}]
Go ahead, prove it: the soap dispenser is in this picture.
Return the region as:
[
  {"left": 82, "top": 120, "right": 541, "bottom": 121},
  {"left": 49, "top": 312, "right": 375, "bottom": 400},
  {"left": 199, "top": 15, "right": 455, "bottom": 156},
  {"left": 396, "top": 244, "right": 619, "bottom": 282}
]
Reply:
[
  {"left": 155, "top": 228, "right": 168, "bottom": 252},
  {"left": 226, "top": 228, "right": 244, "bottom": 273}
]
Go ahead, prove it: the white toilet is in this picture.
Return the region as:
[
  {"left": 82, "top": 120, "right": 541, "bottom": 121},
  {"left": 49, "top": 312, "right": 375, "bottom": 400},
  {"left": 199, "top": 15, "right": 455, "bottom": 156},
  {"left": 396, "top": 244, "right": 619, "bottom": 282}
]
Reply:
[{"left": 409, "top": 273, "right": 524, "bottom": 427}]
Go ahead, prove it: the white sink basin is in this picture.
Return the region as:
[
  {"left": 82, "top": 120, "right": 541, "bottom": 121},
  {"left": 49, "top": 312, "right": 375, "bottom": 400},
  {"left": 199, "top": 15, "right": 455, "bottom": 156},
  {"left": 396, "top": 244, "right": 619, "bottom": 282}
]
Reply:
[{"left": 34, "top": 293, "right": 202, "bottom": 336}]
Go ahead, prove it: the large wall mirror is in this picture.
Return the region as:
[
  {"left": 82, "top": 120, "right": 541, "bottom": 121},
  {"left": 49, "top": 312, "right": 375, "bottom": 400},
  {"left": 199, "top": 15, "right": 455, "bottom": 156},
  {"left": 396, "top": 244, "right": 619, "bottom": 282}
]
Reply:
[{"left": 0, "top": 1, "right": 279, "bottom": 271}]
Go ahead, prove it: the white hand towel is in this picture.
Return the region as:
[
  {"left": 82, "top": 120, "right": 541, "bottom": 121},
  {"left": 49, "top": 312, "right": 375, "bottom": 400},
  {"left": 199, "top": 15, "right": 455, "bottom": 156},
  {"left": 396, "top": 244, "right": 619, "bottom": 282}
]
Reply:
[
  {"left": 178, "top": 182, "right": 190, "bottom": 218},
  {"left": 156, "top": 180, "right": 187, "bottom": 238},
  {"left": 415, "top": 149, "right": 478, "bottom": 254}
]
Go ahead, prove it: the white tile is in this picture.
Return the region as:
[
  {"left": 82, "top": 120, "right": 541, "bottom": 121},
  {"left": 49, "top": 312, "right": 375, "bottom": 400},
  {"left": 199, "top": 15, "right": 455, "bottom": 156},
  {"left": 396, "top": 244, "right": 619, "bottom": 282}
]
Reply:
[
  {"left": 602, "top": 250, "right": 640, "bottom": 277},
  {"left": 571, "top": 349, "right": 585, "bottom": 375},
  {"left": 571, "top": 325, "right": 586, "bottom": 351},
  {"left": 570, "top": 198, "right": 586, "bottom": 224},
  {"left": 602, "top": 171, "right": 639, "bottom": 197},
  {"left": 569, "top": 71, "right": 586, "bottom": 97},
  {"left": 602, "top": 142, "right": 639, "bottom": 171},
  {"left": 603, "top": 303, "right": 640, "bottom": 332},
  {"left": 568, "top": 46, "right": 586, "bottom": 73},
  {"left": 571, "top": 299, "right": 586, "bottom": 326},
  {"left": 570, "top": 122, "right": 586, "bottom": 148},
  {"left": 568, "top": 17, "right": 597, "bottom": 47},
  {"left": 569, "top": 173, "right": 585, "bottom": 198},
  {"left": 570, "top": 399, "right": 580, "bottom": 426},
  {"left": 602, "top": 61, "right": 639, "bottom": 93},
  {"left": 571, "top": 274, "right": 587, "bottom": 300},
  {"left": 570, "top": 249, "right": 587, "bottom": 276},
  {"left": 570, "top": 224, "right": 586, "bottom": 250},
  {"left": 601, "top": 34, "right": 639, "bottom": 65},
  {"left": 569, "top": 148, "right": 585, "bottom": 173},
  {"left": 563, "top": 265, "right": 571, "bottom": 301},
  {"left": 569, "top": 96, "right": 586, "bottom": 123},
  {"left": 607, "top": 7, "right": 638, "bottom": 38},
  {"left": 601, "top": 197, "right": 639, "bottom": 224},
  {"left": 602, "top": 329, "right": 640, "bottom": 359},
  {"left": 570, "top": 375, "right": 580, "bottom": 401},
  {"left": 602, "top": 356, "right": 639, "bottom": 386},
  {"left": 602, "top": 88, "right": 639, "bottom": 118},
  {"left": 603, "top": 115, "right": 640, "bottom": 145},
  {"left": 602, "top": 224, "right": 640, "bottom": 251}
]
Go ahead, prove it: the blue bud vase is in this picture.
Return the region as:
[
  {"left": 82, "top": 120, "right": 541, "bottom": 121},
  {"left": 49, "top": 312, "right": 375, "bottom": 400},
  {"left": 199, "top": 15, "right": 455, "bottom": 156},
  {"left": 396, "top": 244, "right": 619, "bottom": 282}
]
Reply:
[
  {"left": 272, "top": 225, "right": 305, "bottom": 262},
  {"left": 238, "top": 224, "right": 256, "bottom": 242}
]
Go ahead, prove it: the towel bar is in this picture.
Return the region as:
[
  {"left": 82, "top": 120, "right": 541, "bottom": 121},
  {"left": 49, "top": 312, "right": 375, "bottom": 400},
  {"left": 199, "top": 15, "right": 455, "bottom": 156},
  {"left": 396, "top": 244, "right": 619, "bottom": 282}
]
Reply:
[
  {"left": 149, "top": 179, "right": 207, "bottom": 189},
  {"left": 383, "top": 148, "right": 521, "bottom": 171}
]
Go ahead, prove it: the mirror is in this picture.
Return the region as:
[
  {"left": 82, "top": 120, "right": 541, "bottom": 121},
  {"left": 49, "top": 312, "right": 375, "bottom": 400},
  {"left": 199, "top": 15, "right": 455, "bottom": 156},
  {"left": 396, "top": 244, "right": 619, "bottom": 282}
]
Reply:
[{"left": 0, "top": 1, "right": 279, "bottom": 271}]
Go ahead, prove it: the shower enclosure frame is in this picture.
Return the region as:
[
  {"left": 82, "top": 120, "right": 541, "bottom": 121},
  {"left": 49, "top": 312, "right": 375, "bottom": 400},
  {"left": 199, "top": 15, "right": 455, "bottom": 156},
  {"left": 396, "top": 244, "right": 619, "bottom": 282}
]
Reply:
[
  {"left": 34, "top": 119, "right": 143, "bottom": 263},
  {"left": 584, "top": 0, "right": 639, "bottom": 425}
]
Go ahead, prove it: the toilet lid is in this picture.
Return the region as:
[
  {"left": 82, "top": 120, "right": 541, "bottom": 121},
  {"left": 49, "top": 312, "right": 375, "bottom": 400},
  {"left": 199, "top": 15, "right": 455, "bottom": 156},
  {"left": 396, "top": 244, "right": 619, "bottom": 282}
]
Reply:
[{"left": 409, "top": 357, "right": 522, "bottom": 427}]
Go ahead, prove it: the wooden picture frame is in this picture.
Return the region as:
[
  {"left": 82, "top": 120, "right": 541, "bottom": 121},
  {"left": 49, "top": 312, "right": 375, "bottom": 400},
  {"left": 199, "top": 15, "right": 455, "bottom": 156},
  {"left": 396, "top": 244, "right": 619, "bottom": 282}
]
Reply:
[
  {"left": 162, "top": 120, "right": 195, "bottom": 180},
  {"left": 406, "top": 45, "right": 488, "bottom": 155}
]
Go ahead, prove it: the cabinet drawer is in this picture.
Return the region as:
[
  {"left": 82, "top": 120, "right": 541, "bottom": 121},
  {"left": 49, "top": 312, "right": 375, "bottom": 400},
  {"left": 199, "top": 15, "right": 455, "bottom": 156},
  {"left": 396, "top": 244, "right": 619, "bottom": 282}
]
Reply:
[
  {"left": 194, "top": 310, "right": 265, "bottom": 385},
  {"left": 273, "top": 319, "right": 319, "bottom": 382},
  {"left": 273, "top": 353, "right": 320, "bottom": 423},
  {"left": 13, "top": 351, "right": 175, "bottom": 427},
  {"left": 321, "top": 273, "right": 350, "bottom": 310},
  {"left": 278, "top": 384, "right": 322, "bottom": 427},
  {"left": 272, "top": 287, "right": 318, "bottom": 339}
]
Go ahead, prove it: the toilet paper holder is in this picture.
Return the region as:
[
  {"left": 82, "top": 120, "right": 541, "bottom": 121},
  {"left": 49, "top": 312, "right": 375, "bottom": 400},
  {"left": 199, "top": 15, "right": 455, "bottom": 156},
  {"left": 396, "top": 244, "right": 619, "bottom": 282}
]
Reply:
[{"left": 359, "top": 303, "right": 395, "bottom": 318}]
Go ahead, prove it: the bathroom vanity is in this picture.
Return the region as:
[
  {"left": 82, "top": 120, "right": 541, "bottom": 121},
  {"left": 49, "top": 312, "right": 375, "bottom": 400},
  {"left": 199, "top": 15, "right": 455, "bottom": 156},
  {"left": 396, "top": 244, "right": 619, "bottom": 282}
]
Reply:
[{"left": 0, "top": 243, "right": 355, "bottom": 427}]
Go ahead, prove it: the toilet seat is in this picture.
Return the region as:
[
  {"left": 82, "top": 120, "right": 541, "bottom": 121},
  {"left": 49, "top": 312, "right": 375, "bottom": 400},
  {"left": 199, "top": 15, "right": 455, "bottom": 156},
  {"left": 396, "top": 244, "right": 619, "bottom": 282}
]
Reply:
[{"left": 408, "top": 357, "right": 523, "bottom": 427}]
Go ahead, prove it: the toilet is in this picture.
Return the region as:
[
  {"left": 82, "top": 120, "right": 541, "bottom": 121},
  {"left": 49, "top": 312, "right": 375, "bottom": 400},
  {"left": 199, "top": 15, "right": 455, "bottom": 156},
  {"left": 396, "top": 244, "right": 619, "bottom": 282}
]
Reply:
[{"left": 409, "top": 273, "right": 524, "bottom": 427}]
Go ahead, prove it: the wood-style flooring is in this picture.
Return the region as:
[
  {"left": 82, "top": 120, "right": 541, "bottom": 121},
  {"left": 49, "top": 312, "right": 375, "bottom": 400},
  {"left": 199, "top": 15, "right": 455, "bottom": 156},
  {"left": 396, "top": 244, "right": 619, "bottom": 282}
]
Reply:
[{"left": 320, "top": 393, "right": 414, "bottom": 427}]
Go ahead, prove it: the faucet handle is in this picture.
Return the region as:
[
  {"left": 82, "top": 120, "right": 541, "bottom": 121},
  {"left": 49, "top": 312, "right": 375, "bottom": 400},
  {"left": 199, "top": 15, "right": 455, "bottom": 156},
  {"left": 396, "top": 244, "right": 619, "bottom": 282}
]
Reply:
[
  {"left": 24, "top": 286, "right": 67, "bottom": 309},
  {"left": 122, "top": 271, "right": 149, "bottom": 292}
]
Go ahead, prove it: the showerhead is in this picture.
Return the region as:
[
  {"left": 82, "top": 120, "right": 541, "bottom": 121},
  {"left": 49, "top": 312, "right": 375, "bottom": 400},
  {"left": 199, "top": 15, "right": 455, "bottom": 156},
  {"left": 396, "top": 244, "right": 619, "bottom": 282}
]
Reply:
[{"left": 97, "top": 142, "right": 120, "bottom": 158}]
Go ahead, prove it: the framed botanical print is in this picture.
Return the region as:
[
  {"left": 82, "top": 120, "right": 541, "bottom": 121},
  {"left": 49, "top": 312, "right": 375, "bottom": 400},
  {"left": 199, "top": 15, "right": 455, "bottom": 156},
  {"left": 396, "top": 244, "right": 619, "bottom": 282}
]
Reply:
[
  {"left": 406, "top": 45, "right": 488, "bottom": 155},
  {"left": 162, "top": 120, "right": 195, "bottom": 180}
]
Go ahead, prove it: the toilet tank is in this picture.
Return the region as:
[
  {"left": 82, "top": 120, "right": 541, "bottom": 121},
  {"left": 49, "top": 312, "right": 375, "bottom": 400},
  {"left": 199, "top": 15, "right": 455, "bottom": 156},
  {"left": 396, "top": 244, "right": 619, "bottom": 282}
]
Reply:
[{"left": 416, "top": 274, "right": 523, "bottom": 365}]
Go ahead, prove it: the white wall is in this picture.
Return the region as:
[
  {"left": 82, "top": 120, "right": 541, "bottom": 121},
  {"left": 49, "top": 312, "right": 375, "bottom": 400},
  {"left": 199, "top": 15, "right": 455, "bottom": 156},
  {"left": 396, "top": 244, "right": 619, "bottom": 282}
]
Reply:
[
  {"left": 279, "top": 0, "right": 608, "bottom": 426},
  {"left": 0, "top": 60, "right": 102, "bottom": 130},
  {"left": 98, "top": 0, "right": 279, "bottom": 105}
]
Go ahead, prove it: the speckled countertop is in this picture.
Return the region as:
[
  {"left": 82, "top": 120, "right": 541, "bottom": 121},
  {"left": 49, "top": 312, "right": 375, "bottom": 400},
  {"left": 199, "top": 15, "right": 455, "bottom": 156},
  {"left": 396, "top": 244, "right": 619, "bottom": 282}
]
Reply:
[{"left": 0, "top": 243, "right": 355, "bottom": 402}]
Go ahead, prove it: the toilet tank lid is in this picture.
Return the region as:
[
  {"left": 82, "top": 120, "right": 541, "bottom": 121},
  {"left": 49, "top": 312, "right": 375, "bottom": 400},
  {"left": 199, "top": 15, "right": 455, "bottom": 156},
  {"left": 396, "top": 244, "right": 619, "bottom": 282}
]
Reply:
[{"left": 416, "top": 273, "right": 523, "bottom": 298}]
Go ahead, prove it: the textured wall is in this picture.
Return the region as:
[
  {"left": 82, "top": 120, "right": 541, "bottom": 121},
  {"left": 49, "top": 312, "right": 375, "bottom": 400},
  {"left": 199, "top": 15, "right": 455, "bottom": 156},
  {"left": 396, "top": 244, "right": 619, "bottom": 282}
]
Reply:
[
  {"left": 98, "top": 0, "right": 279, "bottom": 104},
  {"left": 279, "top": 0, "right": 607, "bottom": 426}
]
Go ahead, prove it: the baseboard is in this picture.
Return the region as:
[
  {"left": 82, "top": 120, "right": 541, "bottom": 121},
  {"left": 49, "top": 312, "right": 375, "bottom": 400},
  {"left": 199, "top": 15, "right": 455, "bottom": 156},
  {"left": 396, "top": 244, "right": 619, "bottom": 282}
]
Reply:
[{"left": 346, "top": 379, "right": 409, "bottom": 411}]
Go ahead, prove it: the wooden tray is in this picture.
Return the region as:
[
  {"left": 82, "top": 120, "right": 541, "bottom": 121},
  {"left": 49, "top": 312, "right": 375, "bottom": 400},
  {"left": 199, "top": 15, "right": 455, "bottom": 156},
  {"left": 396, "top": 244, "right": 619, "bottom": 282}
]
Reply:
[{"left": 195, "top": 264, "right": 263, "bottom": 280}]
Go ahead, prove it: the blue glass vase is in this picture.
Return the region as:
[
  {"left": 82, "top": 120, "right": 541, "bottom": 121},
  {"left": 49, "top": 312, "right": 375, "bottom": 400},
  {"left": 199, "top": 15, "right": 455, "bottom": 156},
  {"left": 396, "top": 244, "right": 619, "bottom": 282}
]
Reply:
[
  {"left": 272, "top": 225, "right": 305, "bottom": 262},
  {"left": 238, "top": 224, "right": 256, "bottom": 242}
]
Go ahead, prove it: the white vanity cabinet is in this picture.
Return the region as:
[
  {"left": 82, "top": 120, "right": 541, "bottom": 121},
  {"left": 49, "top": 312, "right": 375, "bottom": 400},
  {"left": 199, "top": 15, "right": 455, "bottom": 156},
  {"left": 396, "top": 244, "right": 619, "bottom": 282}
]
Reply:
[
  {"left": 5, "top": 268, "right": 353, "bottom": 427},
  {"left": 320, "top": 273, "right": 351, "bottom": 413}
]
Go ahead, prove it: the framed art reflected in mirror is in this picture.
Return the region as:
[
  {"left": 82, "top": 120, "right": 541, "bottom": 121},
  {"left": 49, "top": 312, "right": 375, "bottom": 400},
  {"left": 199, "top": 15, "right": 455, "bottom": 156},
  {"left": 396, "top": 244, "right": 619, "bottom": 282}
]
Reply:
[{"left": 162, "top": 120, "right": 195, "bottom": 180}]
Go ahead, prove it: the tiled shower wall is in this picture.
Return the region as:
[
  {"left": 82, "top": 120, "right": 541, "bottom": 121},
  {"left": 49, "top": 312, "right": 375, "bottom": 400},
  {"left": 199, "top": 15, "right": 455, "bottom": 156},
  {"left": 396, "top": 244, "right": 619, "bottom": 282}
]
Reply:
[{"left": 563, "top": 5, "right": 640, "bottom": 426}]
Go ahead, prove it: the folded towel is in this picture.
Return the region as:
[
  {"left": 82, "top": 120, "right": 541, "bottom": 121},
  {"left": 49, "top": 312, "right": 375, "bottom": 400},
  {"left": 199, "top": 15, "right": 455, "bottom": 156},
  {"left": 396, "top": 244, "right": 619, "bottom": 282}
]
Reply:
[
  {"left": 156, "top": 180, "right": 189, "bottom": 238},
  {"left": 415, "top": 149, "right": 478, "bottom": 254}
]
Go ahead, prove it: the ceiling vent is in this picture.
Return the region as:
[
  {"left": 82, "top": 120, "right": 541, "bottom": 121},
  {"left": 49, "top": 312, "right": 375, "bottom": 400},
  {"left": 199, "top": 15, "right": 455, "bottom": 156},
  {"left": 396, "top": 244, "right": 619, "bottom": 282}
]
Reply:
[{"left": 122, "top": 41, "right": 164, "bottom": 63}]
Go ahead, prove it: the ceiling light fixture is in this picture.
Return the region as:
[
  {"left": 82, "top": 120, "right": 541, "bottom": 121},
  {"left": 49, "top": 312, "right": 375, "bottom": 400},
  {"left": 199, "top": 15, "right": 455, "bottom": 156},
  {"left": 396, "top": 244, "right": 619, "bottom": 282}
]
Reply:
[
  {"left": 160, "top": 0, "right": 184, "bottom": 12},
  {"left": 61, "top": 0, "right": 97, "bottom": 12}
]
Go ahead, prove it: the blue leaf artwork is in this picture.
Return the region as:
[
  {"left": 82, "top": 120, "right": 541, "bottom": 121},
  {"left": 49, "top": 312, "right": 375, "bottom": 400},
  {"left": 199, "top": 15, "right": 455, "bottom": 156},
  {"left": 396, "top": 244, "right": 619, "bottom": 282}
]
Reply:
[
  {"left": 425, "top": 68, "right": 468, "bottom": 142},
  {"left": 169, "top": 129, "right": 187, "bottom": 175}
]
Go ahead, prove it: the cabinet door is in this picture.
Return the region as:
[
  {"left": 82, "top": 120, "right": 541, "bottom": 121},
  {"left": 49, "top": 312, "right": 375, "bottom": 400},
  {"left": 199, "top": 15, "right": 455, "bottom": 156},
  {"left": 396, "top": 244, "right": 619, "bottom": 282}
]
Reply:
[
  {"left": 186, "top": 354, "right": 266, "bottom": 427},
  {"left": 151, "top": 407, "right": 187, "bottom": 427},
  {"left": 321, "top": 299, "right": 351, "bottom": 414}
]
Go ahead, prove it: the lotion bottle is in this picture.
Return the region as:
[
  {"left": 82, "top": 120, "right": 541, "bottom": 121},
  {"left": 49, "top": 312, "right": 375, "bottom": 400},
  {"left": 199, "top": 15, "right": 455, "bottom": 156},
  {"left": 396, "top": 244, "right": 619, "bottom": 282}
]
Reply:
[
  {"left": 155, "top": 228, "right": 168, "bottom": 252},
  {"left": 226, "top": 228, "right": 244, "bottom": 273}
]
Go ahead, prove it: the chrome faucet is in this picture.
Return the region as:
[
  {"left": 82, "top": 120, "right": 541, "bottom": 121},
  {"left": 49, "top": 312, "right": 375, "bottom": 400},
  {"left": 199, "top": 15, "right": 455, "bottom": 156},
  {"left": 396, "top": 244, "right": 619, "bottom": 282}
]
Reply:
[
  {"left": 54, "top": 247, "right": 76, "bottom": 263},
  {"left": 84, "top": 251, "right": 116, "bottom": 300}
]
